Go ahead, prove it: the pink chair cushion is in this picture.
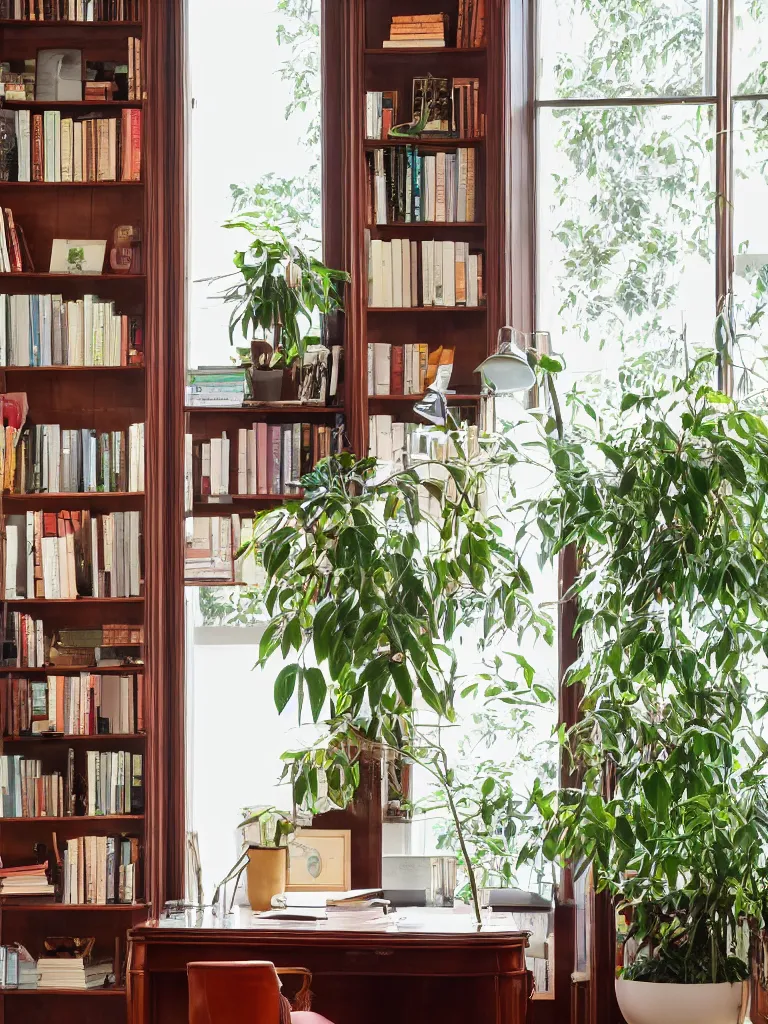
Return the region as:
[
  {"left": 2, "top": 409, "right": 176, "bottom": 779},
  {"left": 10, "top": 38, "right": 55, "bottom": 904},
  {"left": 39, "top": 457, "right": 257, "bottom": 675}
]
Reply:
[{"left": 291, "top": 1014, "right": 335, "bottom": 1024}]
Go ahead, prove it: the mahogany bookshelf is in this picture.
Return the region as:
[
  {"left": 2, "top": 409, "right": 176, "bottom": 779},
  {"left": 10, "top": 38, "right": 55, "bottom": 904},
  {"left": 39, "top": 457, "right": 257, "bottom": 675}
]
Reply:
[{"left": 0, "top": 3, "right": 169, "bottom": 1021}]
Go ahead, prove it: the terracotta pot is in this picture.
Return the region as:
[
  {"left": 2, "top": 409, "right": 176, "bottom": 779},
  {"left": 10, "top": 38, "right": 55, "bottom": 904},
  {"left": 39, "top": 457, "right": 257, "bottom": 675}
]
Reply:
[
  {"left": 615, "top": 978, "right": 749, "bottom": 1024},
  {"left": 245, "top": 845, "right": 288, "bottom": 912}
]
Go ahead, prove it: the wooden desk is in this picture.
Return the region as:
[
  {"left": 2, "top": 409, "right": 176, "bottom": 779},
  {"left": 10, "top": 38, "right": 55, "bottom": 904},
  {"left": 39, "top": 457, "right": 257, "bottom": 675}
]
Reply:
[{"left": 127, "top": 908, "right": 531, "bottom": 1024}]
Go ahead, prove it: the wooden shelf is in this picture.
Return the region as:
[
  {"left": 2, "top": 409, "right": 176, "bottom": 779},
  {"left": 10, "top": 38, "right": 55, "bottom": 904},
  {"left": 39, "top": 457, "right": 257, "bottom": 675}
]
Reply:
[
  {"left": 365, "top": 46, "right": 486, "bottom": 55},
  {"left": 2, "top": 100, "right": 142, "bottom": 109},
  {"left": 0, "top": 492, "right": 144, "bottom": 510},
  {"left": 0, "top": 19, "right": 141, "bottom": 26},
  {"left": 0, "top": 815, "right": 143, "bottom": 823},
  {"left": 3, "top": 987, "right": 128, "bottom": 997},
  {"left": 0, "top": 272, "right": 145, "bottom": 282},
  {"left": 5, "top": 597, "right": 144, "bottom": 605},
  {"left": 3, "top": 732, "right": 145, "bottom": 742},
  {"left": 0, "top": 179, "right": 143, "bottom": 187},
  {"left": 368, "top": 393, "right": 482, "bottom": 402},
  {"left": 1, "top": 365, "right": 144, "bottom": 372},
  {"left": 185, "top": 404, "right": 342, "bottom": 414},
  {"left": 0, "top": 901, "right": 148, "bottom": 910},
  {"left": 192, "top": 495, "right": 301, "bottom": 515},
  {"left": 0, "top": 666, "right": 142, "bottom": 674},
  {"left": 364, "top": 137, "right": 484, "bottom": 149},
  {"left": 367, "top": 306, "right": 486, "bottom": 313}
]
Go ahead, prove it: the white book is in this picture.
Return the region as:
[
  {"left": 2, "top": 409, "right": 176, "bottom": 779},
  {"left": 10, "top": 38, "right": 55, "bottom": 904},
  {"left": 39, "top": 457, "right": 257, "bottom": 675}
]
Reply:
[
  {"left": 25, "top": 512, "right": 35, "bottom": 600},
  {"left": 433, "top": 241, "right": 444, "bottom": 306},
  {"left": 458, "top": 149, "right": 468, "bottom": 223},
  {"left": 4, "top": 524, "right": 19, "bottom": 599},
  {"left": 442, "top": 241, "right": 456, "bottom": 306},
  {"left": 220, "top": 434, "right": 230, "bottom": 495},
  {"left": 402, "top": 240, "right": 412, "bottom": 307},
  {"left": 467, "top": 254, "right": 479, "bottom": 307},
  {"left": 369, "top": 238, "right": 383, "bottom": 307},
  {"left": 247, "top": 427, "right": 257, "bottom": 495},
  {"left": 53, "top": 110, "right": 62, "bottom": 181},
  {"left": 373, "top": 344, "right": 391, "bottom": 396},
  {"left": 61, "top": 118, "right": 74, "bottom": 181},
  {"left": 42, "top": 535, "right": 58, "bottom": 599},
  {"left": 422, "top": 240, "right": 434, "bottom": 306},
  {"left": 381, "top": 242, "right": 393, "bottom": 307},
  {"left": 73, "top": 121, "right": 83, "bottom": 181},
  {"left": 0, "top": 293, "right": 6, "bottom": 366},
  {"left": 16, "top": 111, "right": 30, "bottom": 181},
  {"left": 375, "top": 415, "right": 393, "bottom": 463},
  {"left": 391, "top": 239, "right": 403, "bottom": 307},
  {"left": 129, "top": 512, "right": 140, "bottom": 597},
  {"left": 425, "top": 156, "right": 437, "bottom": 221},
  {"left": 404, "top": 344, "right": 413, "bottom": 395},
  {"left": 237, "top": 428, "right": 247, "bottom": 494},
  {"left": 436, "top": 152, "right": 446, "bottom": 222},
  {"left": 367, "top": 343, "right": 374, "bottom": 396}
]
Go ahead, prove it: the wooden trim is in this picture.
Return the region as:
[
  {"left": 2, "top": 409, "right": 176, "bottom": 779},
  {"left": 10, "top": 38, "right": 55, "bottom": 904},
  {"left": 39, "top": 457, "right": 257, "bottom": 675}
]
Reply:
[
  {"left": 715, "top": 0, "right": 734, "bottom": 393},
  {"left": 509, "top": 0, "right": 536, "bottom": 332},
  {"left": 144, "top": 0, "right": 188, "bottom": 910}
]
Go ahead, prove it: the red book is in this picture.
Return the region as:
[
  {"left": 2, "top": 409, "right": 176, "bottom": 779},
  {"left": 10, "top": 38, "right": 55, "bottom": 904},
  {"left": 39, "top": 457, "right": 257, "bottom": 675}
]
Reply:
[
  {"left": 390, "top": 345, "right": 404, "bottom": 395},
  {"left": 4, "top": 208, "right": 22, "bottom": 274},
  {"left": 130, "top": 109, "right": 142, "bottom": 181},
  {"left": 136, "top": 673, "right": 144, "bottom": 732},
  {"left": 31, "top": 115, "right": 44, "bottom": 182},
  {"left": 256, "top": 423, "right": 268, "bottom": 495}
]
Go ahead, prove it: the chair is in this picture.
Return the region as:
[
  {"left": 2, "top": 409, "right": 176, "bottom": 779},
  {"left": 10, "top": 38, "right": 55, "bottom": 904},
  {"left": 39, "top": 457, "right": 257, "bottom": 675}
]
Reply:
[{"left": 187, "top": 961, "right": 334, "bottom": 1024}]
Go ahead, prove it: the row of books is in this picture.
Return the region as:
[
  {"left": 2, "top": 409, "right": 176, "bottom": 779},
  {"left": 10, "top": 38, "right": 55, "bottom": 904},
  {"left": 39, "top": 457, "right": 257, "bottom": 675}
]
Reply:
[
  {"left": 85, "top": 749, "right": 143, "bottom": 815},
  {"left": 0, "top": 294, "right": 144, "bottom": 367},
  {"left": 61, "top": 834, "right": 140, "bottom": 905},
  {"left": 367, "top": 146, "right": 477, "bottom": 224},
  {"left": 2, "top": 672, "right": 143, "bottom": 737},
  {"left": 382, "top": 12, "right": 447, "bottom": 48},
  {"left": 11, "top": 423, "right": 144, "bottom": 495},
  {"left": 368, "top": 238, "right": 485, "bottom": 307},
  {"left": 369, "top": 415, "right": 481, "bottom": 469},
  {"left": 366, "top": 78, "right": 483, "bottom": 140},
  {"left": 368, "top": 343, "right": 431, "bottom": 397},
  {"left": 10, "top": 109, "right": 142, "bottom": 183},
  {"left": 187, "top": 422, "right": 342, "bottom": 502},
  {"left": 3, "top": 510, "right": 142, "bottom": 599},
  {"left": 1, "top": 616, "right": 143, "bottom": 669},
  {"left": 0, "top": 754, "right": 66, "bottom": 817},
  {"left": 0, "top": 0, "right": 138, "bottom": 19}
]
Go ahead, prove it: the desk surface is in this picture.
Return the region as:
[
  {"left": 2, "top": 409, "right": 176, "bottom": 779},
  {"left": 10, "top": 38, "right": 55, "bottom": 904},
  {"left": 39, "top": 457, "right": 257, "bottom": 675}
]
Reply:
[{"left": 132, "top": 906, "right": 531, "bottom": 946}]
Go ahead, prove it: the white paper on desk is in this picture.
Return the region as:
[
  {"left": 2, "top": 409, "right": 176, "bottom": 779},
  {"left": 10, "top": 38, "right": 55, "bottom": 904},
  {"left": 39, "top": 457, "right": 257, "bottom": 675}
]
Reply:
[
  {"left": 36, "top": 50, "right": 83, "bottom": 102},
  {"left": 275, "top": 889, "right": 383, "bottom": 909}
]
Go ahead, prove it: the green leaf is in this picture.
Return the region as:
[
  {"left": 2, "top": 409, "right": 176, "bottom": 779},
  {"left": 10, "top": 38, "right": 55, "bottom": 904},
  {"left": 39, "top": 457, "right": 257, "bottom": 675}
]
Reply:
[
  {"left": 304, "top": 667, "right": 327, "bottom": 722},
  {"left": 274, "top": 664, "right": 299, "bottom": 714}
]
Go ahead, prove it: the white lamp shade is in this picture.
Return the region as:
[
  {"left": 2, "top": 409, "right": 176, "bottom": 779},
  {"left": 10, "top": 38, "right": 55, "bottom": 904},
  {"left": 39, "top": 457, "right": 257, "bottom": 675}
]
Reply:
[{"left": 475, "top": 348, "right": 535, "bottom": 393}]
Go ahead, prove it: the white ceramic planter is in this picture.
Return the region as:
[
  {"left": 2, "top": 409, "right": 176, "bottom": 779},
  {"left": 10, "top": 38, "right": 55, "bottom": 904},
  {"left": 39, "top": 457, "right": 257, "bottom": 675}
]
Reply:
[{"left": 615, "top": 978, "right": 749, "bottom": 1024}]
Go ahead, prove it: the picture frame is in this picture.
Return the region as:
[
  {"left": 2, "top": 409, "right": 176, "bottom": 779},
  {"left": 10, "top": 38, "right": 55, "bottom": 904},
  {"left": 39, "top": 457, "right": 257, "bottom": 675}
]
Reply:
[
  {"left": 286, "top": 829, "right": 352, "bottom": 892},
  {"left": 50, "top": 239, "right": 107, "bottom": 275}
]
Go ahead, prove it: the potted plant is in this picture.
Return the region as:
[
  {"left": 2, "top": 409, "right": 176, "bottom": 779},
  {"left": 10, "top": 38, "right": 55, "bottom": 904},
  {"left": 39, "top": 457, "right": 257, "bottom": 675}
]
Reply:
[
  {"left": 520, "top": 353, "right": 768, "bottom": 1024},
  {"left": 239, "top": 449, "right": 555, "bottom": 923},
  {"left": 213, "top": 806, "right": 296, "bottom": 913},
  {"left": 218, "top": 214, "right": 348, "bottom": 401}
]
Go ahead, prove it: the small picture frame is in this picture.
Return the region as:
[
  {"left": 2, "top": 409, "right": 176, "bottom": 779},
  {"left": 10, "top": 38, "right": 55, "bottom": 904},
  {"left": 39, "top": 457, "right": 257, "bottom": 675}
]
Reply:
[
  {"left": 50, "top": 239, "right": 107, "bottom": 275},
  {"left": 286, "top": 829, "right": 352, "bottom": 892}
]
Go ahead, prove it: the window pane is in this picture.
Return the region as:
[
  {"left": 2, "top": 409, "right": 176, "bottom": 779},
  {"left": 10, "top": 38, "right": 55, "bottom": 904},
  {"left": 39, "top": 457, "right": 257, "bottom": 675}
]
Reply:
[
  {"left": 733, "top": 100, "right": 768, "bottom": 399},
  {"left": 734, "top": 1, "right": 768, "bottom": 95},
  {"left": 537, "top": 0, "right": 711, "bottom": 101},
  {"left": 536, "top": 104, "right": 716, "bottom": 395}
]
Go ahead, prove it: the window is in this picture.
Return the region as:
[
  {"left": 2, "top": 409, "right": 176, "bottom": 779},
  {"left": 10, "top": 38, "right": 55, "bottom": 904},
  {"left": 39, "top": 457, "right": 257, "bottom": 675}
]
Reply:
[{"left": 536, "top": 0, "right": 768, "bottom": 402}]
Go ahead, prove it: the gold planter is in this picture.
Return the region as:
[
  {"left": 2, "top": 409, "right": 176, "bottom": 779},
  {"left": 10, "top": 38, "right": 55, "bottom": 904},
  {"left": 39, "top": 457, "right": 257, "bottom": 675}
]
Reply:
[{"left": 245, "top": 846, "right": 288, "bottom": 912}]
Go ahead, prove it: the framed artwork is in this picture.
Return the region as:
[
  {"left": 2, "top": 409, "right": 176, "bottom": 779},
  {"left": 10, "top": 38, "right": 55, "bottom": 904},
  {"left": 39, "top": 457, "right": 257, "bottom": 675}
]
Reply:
[
  {"left": 286, "top": 829, "right": 352, "bottom": 892},
  {"left": 50, "top": 238, "right": 106, "bottom": 275}
]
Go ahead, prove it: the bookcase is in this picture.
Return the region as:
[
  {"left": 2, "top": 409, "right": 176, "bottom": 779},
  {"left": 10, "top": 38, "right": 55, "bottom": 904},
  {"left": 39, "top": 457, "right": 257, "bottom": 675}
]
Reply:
[{"left": 0, "top": 2, "right": 186, "bottom": 1022}]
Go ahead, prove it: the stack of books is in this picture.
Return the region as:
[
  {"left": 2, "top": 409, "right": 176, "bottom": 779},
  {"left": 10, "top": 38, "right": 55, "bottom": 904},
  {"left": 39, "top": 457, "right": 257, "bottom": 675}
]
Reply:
[
  {"left": 2, "top": 672, "right": 143, "bottom": 737},
  {"left": 3, "top": 510, "right": 142, "bottom": 600},
  {"left": 37, "top": 957, "right": 113, "bottom": 991},
  {"left": 369, "top": 417, "right": 480, "bottom": 475},
  {"left": 13, "top": 110, "right": 141, "bottom": 183},
  {"left": 0, "top": 294, "right": 144, "bottom": 367},
  {"left": 366, "top": 146, "right": 477, "bottom": 223},
  {"left": 11, "top": 422, "right": 144, "bottom": 494},
  {"left": 2, "top": 614, "right": 45, "bottom": 668},
  {"left": 186, "top": 367, "right": 247, "bottom": 408},
  {"left": 190, "top": 432, "right": 231, "bottom": 499},
  {"left": 0, "top": 863, "right": 54, "bottom": 898},
  {"left": 235, "top": 421, "right": 338, "bottom": 496},
  {"left": 61, "top": 834, "right": 140, "bottom": 904},
  {"left": 0, "top": 61, "right": 35, "bottom": 100},
  {"left": 383, "top": 13, "right": 447, "bottom": 48},
  {"left": 365, "top": 91, "right": 397, "bottom": 140}
]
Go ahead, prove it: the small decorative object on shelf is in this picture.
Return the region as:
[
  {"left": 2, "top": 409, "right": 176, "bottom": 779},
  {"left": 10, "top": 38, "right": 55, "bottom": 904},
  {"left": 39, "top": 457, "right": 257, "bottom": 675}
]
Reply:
[
  {"left": 110, "top": 223, "right": 142, "bottom": 274},
  {"left": 35, "top": 49, "right": 83, "bottom": 102},
  {"left": 50, "top": 238, "right": 107, "bottom": 275}
]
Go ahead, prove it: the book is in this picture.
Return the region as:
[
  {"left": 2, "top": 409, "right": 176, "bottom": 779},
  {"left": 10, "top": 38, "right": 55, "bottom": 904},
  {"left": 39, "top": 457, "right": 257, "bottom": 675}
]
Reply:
[
  {"left": 368, "top": 344, "right": 429, "bottom": 397},
  {"left": 2, "top": 672, "right": 142, "bottom": 736}
]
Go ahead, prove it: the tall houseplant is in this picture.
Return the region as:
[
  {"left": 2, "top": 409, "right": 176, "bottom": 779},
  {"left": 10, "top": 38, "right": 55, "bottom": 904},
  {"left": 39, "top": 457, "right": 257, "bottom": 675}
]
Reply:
[
  {"left": 522, "top": 355, "right": 768, "bottom": 1023},
  {"left": 241, "top": 449, "right": 554, "bottom": 922},
  {"left": 219, "top": 215, "right": 348, "bottom": 372}
]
